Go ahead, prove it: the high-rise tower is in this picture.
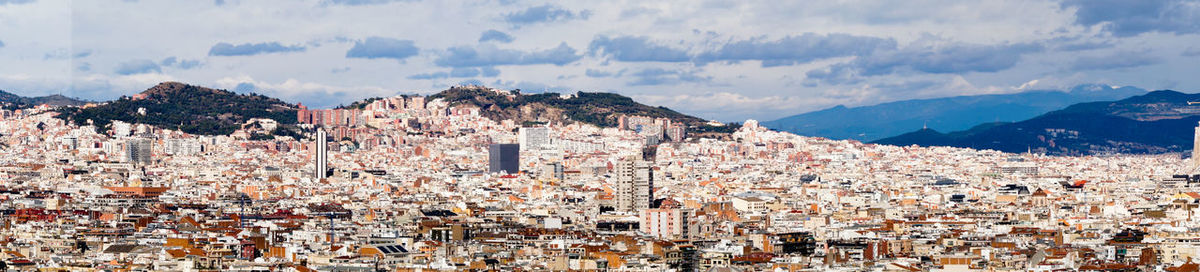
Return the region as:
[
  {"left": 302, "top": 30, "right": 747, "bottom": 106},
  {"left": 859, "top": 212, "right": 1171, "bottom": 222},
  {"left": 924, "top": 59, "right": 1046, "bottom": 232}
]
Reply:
[
  {"left": 1193, "top": 121, "right": 1200, "bottom": 170},
  {"left": 615, "top": 155, "right": 653, "bottom": 212},
  {"left": 315, "top": 128, "right": 328, "bottom": 179}
]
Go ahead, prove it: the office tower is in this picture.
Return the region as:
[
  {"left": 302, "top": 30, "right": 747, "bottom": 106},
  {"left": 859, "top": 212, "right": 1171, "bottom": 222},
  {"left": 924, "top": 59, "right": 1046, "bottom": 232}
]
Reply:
[
  {"left": 126, "top": 138, "right": 153, "bottom": 165},
  {"left": 315, "top": 128, "right": 328, "bottom": 179},
  {"left": 518, "top": 127, "right": 551, "bottom": 151},
  {"left": 614, "top": 156, "right": 653, "bottom": 212},
  {"left": 488, "top": 144, "right": 520, "bottom": 174}
]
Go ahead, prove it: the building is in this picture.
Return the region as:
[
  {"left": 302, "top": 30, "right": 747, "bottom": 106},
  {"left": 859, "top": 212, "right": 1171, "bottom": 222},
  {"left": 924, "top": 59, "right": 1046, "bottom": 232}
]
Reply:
[
  {"left": 614, "top": 156, "right": 653, "bottom": 212},
  {"left": 518, "top": 127, "right": 551, "bottom": 151},
  {"left": 640, "top": 208, "right": 692, "bottom": 239},
  {"left": 1193, "top": 121, "right": 1200, "bottom": 170},
  {"left": 126, "top": 138, "right": 153, "bottom": 165},
  {"left": 314, "top": 128, "right": 328, "bottom": 179},
  {"left": 488, "top": 144, "right": 519, "bottom": 174}
]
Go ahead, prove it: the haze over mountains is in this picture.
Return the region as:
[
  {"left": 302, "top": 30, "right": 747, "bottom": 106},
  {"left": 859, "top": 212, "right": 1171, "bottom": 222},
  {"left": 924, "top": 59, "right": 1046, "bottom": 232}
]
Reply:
[
  {"left": 0, "top": 89, "right": 88, "bottom": 108},
  {"left": 761, "top": 84, "right": 1147, "bottom": 142},
  {"left": 874, "top": 90, "right": 1200, "bottom": 156}
]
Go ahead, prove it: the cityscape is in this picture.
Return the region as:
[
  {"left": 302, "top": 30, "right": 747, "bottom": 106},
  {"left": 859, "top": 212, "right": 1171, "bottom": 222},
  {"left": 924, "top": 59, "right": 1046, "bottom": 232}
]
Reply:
[{"left": 1, "top": 1, "right": 1200, "bottom": 271}]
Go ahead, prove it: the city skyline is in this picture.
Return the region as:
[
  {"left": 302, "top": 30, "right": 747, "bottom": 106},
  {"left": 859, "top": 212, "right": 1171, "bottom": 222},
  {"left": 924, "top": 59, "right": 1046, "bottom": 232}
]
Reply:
[{"left": 0, "top": 0, "right": 1198, "bottom": 121}]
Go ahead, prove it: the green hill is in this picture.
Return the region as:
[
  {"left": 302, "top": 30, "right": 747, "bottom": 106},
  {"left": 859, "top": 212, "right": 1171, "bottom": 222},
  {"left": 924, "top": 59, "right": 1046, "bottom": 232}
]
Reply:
[
  {"left": 429, "top": 86, "right": 736, "bottom": 135},
  {"left": 56, "top": 82, "right": 298, "bottom": 135}
]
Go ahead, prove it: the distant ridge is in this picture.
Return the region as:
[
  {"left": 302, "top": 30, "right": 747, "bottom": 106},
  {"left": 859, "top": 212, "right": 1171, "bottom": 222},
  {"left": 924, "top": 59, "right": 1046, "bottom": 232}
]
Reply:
[
  {"left": 874, "top": 90, "right": 1200, "bottom": 155},
  {"left": 761, "top": 84, "right": 1146, "bottom": 141},
  {"left": 0, "top": 89, "right": 88, "bottom": 108}
]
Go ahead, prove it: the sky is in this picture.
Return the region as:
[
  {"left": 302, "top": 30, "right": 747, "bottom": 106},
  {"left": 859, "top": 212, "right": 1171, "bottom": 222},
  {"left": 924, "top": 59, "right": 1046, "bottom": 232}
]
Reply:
[{"left": 0, "top": 0, "right": 1198, "bottom": 122}]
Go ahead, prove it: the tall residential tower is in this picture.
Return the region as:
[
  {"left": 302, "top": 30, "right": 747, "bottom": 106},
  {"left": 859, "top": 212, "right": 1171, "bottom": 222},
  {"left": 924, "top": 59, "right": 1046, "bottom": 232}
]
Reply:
[{"left": 315, "top": 128, "right": 328, "bottom": 179}]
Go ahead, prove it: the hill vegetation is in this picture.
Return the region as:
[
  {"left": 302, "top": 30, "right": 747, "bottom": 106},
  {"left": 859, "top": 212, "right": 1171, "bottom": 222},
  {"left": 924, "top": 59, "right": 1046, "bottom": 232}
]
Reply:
[
  {"left": 430, "top": 86, "right": 736, "bottom": 134},
  {"left": 56, "top": 82, "right": 298, "bottom": 135}
]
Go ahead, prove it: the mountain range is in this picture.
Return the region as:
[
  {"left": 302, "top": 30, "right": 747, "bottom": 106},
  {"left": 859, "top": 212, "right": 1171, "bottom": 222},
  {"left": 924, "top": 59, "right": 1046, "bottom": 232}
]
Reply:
[
  {"left": 51, "top": 82, "right": 734, "bottom": 137},
  {"left": 0, "top": 89, "right": 88, "bottom": 109},
  {"left": 760, "top": 85, "right": 1147, "bottom": 142},
  {"left": 874, "top": 90, "right": 1200, "bottom": 155}
]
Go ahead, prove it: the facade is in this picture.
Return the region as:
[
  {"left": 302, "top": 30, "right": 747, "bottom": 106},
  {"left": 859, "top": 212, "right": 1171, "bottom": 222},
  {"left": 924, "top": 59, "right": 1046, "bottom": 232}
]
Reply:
[
  {"left": 488, "top": 144, "right": 519, "bottom": 174},
  {"left": 315, "top": 128, "right": 328, "bottom": 179},
  {"left": 614, "top": 156, "right": 653, "bottom": 212},
  {"left": 640, "top": 208, "right": 692, "bottom": 239},
  {"left": 126, "top": 138, "right": 153, "bottom": 165},
  {"left": 518, "top": 127, "right": 551, "bottom": 151}
]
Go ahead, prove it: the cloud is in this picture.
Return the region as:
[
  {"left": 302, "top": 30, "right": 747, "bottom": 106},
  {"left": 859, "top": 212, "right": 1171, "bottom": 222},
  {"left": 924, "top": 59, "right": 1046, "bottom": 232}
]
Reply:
[
  {"left": 1060, "top": 0, "right": 1200, "bottom": 37},
  {"left": 504, "top": 4, "right": 591, "bottom": 26},
  {"left": 585, "top": 68, "right": 622, "bottom": 78},
  {"left": 480, "top": 66, "right": 500, "bottom": 77},
  {"left": 0, "top": 0, "right": 35, "bottom": 5},
  {"left": 588, "top": 35, "right": 691, "bottom": 62},
  {"left": 320, "top": 0, "right": 409, "bottom": 6},
  {"left": 234, "top": 82, "right": 256, "bottom": 93},
  {"left": 632, "top": 92, "right": 825, "bottom": 122},
  {"left": 627, "top": 68, "right": 711, "bottom": 86},
  {"left": 1070, "top": 51, "right": 1163, "bottom": 71},
  {"left": 208, "top": 42, "right": 305, "bottom": 56},
  {"left": 479, "top": 29, "right": 514, "bottom": 43},
  {"left": 1184, "top": 47, "right": 1200, "bottom": 57},
  {"left": 853, "top": 40, "right": 1042, "bottom": 76},
  {"left": 345, "top": 37, "right": 419, "bottom": 60},
  {"left": 695, "top": 33, "right": 897, "bottom": 67},
  {"left": 407, "top": 67, "right": 500, "bottom": 80},
  {"left": 804, "top": 65, "right": 863, "bottom": 86},
  {"left": 407, "top": 72, "right": 448, "bottom": 80},
  {"left": 804, "top": 38, "right": 1042, "bottom": 86},
  {"left": 433, "top": 42, "right": 581, "bottom": 67},
  {"left": 114, "top": 59, "right": 162, "bottom": 75},
  {"left": 160, "top": 56, "right": 202, "bottom": 69},
  {"left": 449, "top": 67, "right": 480, "bottom": 77}
]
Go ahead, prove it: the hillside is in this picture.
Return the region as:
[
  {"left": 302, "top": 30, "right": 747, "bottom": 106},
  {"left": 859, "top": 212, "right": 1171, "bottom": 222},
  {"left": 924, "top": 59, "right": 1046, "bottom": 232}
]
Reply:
[
  {"left": 873, "top": 90, "right": 1200, "bottom": 155},
  {"left": 761, "top": 84, "right": 1146, "bottom": 141},
  {"left": 56, "top": 82, "right": 298, "bottom": 135},
  {"left": 429, "top": 86, "right": 736, "bottom": 135},
  {"left": 0, "top": 89, "right": 88, "bottom": 109}
]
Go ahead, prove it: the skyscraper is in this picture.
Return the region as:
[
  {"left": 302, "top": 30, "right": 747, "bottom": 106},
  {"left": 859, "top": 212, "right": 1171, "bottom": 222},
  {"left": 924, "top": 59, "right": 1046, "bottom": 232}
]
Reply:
[
  {"left": 315, "top": 128, "right": 328, "bottom": 179},
  {"left": 126, "top": 138, "right": 153, "bottom": 165},
  {"left": 488, "top": 144, "right": 519, "bottom": 174},
  {"left": 614, "top": 155, "right": 653, "bottom": 212}
]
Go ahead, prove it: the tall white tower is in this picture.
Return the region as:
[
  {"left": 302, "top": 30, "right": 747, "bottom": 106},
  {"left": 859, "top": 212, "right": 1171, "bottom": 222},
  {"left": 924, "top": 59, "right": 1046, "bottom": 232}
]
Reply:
[
  {"left": 315, "top": 128, "right": 328, "bottom": 179},
  {"left": 1193, "top": 121, "right": 1200, "bottom": 170}
]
